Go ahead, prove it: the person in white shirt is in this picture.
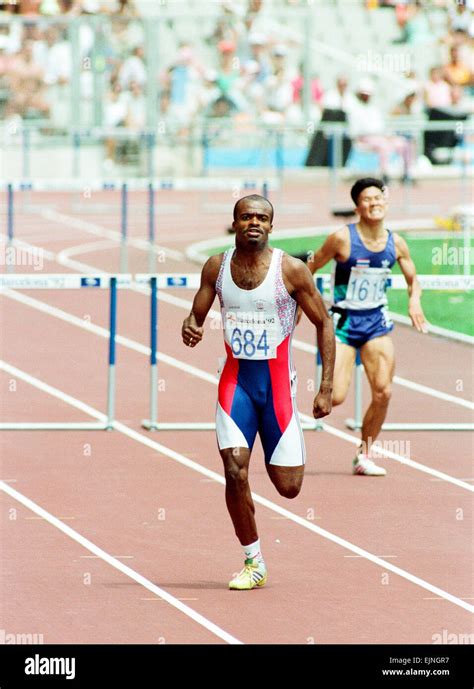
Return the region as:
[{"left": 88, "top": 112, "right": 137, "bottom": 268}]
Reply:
[
  {"left": 323, "top": 75, "right": 358, "bottom": 114},
  {"left": 348, "top": 78, "right": 414, "bottom": 183}
]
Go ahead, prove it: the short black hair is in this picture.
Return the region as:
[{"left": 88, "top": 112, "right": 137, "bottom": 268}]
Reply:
[
  {"left": 233, "top": 194, "right": 274, "bottom": 222},
  {"left": 350, "top": 177, "right": 385, "bottom": 205}
]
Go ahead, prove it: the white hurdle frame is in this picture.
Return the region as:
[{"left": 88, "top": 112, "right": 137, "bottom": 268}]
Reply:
[
  {"left": 136, "top": 273, "right": 323, "bottom": 432},
  {"left": 138, "top": 272, "right": 473, "bottom": 433},
  {"left": 323, "top": 274, "right": 474, "bottom": 432},
  {"left": 3, "top": 273, "right": 470, "bottom": 432},
  {"left": 0, "top": 274, "right": 131, "bottom": 431}
]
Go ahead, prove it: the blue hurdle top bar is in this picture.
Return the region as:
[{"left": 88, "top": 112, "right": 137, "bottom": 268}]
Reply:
[
  {"left": 0, "top": 274, "right": 132, "bottom": 289},
  {"left": 1, "top": 274, "right": 471, "bottom": 292}
]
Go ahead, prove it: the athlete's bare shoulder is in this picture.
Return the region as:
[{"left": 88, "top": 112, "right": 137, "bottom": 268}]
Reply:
[
  {"left": 392, "top": 232, "right": 409, "bottom": 259},
  {"left": 334, "top": 225, "right": 351, "bottom": 245},
  {"left": 201, "top": 252, "right": 224, "bottom": 286},
  {"left": 281, "top": 252, "right": 313, "bottom": 292},
  {"left": 330, "top": 225, "right": 351, "bottom": 261},
  {"left": 282, "top": 251, "right": 305, "bottom": 269}
]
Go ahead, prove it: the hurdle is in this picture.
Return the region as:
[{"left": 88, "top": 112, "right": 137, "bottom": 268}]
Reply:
[
  {"left": 200, "top": 179, "right": 274, "bottom": 214},
  {"left": 315, "top": 274, "right": 474, "bottom": 432},
  {"left": 0, "top": 273, "right": 131, "bottom": 431},
  {"left": 137, "top": 273, "right": 323, "bottom": 432}
]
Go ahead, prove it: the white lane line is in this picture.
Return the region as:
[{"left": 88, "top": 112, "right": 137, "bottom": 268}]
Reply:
[
  {"left": 430, "top": 477, "right": 474, "bottom": 482},
  {"left": 141, "top": 597, "right": 199, "bottom": 602},
  {"left": 2, "top": 289, "right": 472, "bottom": 492},
  {"left": 2, "top": 288, "right": 217, "bottom": 386},
  {"left": 0, "top": 491, "right": 240, "bottom": 643},
  {"left": 1, "top": 359, "right": 472, "bottom": 615},
  {"left": 80, "top": 555, "right": 134, "bottom": 559},
  {"left": 57, "top": 239, "right": 119, "bottom": 258},
  {"left": 301, "top": 412, "right": 474, "bottom": 492},
  {"left": 4, "top": 231, "right": 472, "bottom": 409},
  {"left": 0, "top": 236, "right": 56, "bottom": 261},
  {"left": 140, "top": 292, "right": 474, "bottom": 408},
  {"left": 391, "top": 376, "right": 473, "bottom": 411},
  {"left": 423, "top": 597, "right": 474, "bottom": 601},
  {"left": 283, "top": 338, "right": 474, "bottom": 411},
  {"left": 40, "top": 209, "right": 184, "bottom": 261},
  {"left": 25, "top": 516, "right": 75, "bottom": 520},
  {"left": 344, "top": 555, "right": 398, "bottom": 559},
  {"left": 382, "top": 311, "right": 474, "bottom": 345}
]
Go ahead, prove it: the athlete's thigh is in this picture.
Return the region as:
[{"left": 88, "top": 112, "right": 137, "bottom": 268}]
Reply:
[
  {"left": 217, "top": 358, "right": 259, "bottom": 454},
  {"left": 360, "top": 335, "right": 395, "bottom": 392},
  {"left": 333, "top": 342, "right": 357, "bottom": 402}
]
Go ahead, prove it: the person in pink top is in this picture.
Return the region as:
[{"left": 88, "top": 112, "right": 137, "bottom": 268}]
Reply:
[{"left": 424, "top": 67, "right": 452, "bottom": 109}]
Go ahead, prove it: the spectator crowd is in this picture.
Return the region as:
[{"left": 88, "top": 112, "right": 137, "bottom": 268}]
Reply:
[{"left": 0, "top": 0, "right": 472, "bottom": 171}]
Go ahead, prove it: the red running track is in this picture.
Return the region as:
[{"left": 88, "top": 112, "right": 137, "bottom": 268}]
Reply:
[{"left": 0, "top": 184, "right": 472, "bottom": 645}]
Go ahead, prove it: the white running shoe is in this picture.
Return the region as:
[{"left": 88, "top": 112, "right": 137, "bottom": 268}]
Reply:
[
  {"left": 353, "top": 454, "right": 387, "bottom": 476},
  {"left": 228, "top": 558, "right": 267, "bottom": 590}
]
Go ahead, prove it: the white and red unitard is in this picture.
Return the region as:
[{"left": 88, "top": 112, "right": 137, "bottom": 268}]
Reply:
[{"left": 215, "top": 248, "right": 305, "bottom": 466}]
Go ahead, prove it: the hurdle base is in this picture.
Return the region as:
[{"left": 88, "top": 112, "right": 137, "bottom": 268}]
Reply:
[
  {"left": 382, "top": 422, "right": 474, "bottom": 431},
  {"left": 345, "top": 418, "right": 361, "bottom": 431},
  {"left": 0, "top": 422, "right": 109, "bottom": 431},
  {"left": 345, "top": 419, "right": 474, "bottom": 432},
  {"left": 141, "top": 420, "right": 324, "bottom": 432},
  {"left": 301, "top": 421, "right": 324, "bottom": 431},
  {"left": 141, "top": 421, "right": 216, "bottom": 431}
]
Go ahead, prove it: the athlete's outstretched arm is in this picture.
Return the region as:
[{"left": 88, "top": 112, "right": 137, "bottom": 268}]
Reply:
[
  {"left": 299, "top": 230, "right": 345, "bottom": 326},
  {"left": 284, "top": 256, "right": 335, "bottom": 419},
  {"left": 394, "top": 234, "right": 427, "bottom": 333},
  {"left": 182, "top": 254, "right": 221, "bottom": 348},
  {"left": 306, "top": 230, "right": 344, "bottom": 274}
]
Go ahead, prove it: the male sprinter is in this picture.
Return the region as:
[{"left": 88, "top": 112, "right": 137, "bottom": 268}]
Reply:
[
  {"left": 307, "top": 177, "right": 427, "bottom": 476},
  {"left": 182, "top": 195, "right": 335, "bottom": 590}
]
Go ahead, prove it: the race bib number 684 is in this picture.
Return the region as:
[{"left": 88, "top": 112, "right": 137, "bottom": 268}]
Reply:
[{"left": 225, "top": 313, "right": 278, "bottom": 359}]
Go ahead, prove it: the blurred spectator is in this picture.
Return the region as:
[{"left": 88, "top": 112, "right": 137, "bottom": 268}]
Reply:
[
  {"left": 103, "top": 78, "right": 127, "bottom": 167},
  {"left": 443, "top": 46, "right": 473, "bottom": 87},
  {"left": 18, "top": 0, "right": 41, "bottom": 13},
  {"left": 124, "top": 79, "right": 145, "bottom": 128},
  {"left": 448, "top": 0, "right": 474, "bottom": 38},
  {"left": 391, "top": 87, "right": 421, "bottom": 116},
  {"left": 161, "top": 44, "right": 201, "bottom": 128},
  {"left": 37, "top": 25, "right": 71, "bottom": 85},
  {"left": 450, "top": 84, "right": 473, "bottom": 114},
  {"left": 423, "top": 66, "right": 468, "bottom": 163},
  {"left": 392, "top": 71, "right": 423, "bottom": 115},
  {"left": 322, "top": 75, "right": 357, "bottom": 113},
  {"left": 206, "top": 94, "right": 237, "bottom": 119},
  {"left": 242, "top": 32, "right": 272, "bottom": 82},
  {"left": 196, "top": 69, "right": 221, "bottom": 111},
  {"left": 208, "top": 0, "right": 244, "bottom": 47},
  {"left": 292, "top": 67, "right": 323, "bottom": 103},
  {"left": 7, "top": 39, "right": 49, "bottom": 118},
  {"left": 263, "top": 64, "right": 293, "bottom": 121},
  {"left": 424, "top": 66, "right": 452, "bottom": 108},
  {"left": 216, "top": 40, "right": 240, "bottom": 97},
  {"left": 119, "top": 45, "right": 146, "bottom": 89},
  {"left": 394, "top": 1, "right": 432, "bottom": 45},
  {"left": 348, "top": 77, "right": 414, "bottom": 181},
  {"left": 103, "top": 0, "right": 138, "bottom": 16},
  {"left": 104, "top": 78, "right": 128, "bottom": 127},
  {"left": 305, "top": 75, "right": 353, "bottom": 168},
  {"left": 233, "top": 60, "right": 265, "bottom": 115},
  {"left": 0, "top": 20, "right": 22, "bottom": 53}
]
